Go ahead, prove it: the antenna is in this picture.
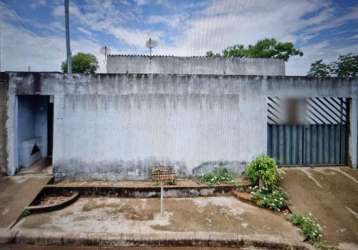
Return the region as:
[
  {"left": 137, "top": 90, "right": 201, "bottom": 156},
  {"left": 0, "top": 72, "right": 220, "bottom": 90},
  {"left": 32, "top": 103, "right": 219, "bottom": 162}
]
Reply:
[
  {"left": 145, "top": 38, "right": 158, "bottom": 57},
  {"left": 100, "top": 45, "right": 111, "bottom": 64}
]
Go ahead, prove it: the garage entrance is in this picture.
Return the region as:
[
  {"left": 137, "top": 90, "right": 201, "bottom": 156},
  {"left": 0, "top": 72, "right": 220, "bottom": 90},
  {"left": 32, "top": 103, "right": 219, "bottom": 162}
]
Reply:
[
  {"left": 16, "top": 95, "right": 53, "bottom": 173},
  {"left": 267, "top": 97, "right": 348, "bottom": 166}
]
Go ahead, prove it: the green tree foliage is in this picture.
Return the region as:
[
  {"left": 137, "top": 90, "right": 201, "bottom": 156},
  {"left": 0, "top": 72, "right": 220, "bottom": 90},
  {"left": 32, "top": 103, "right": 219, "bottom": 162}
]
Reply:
[
  {"left": 244, "top": 155, "right": 279, "bottom": 190},
  {"left": 206, "top": 50, "right": 221, "bottom": 57},
  {"left": 333, "top": 54, "right": 358, "bottom": 77},
  {"left": 307, "top": 54, "right": 358, "bottom": 78},
  {"left": 307, "top": 60, "right": 332, "bottom": 77},
  {"left": 61, "top": 52, "right": 99, "bottom": 74},
  {"left": 214, "top": 38, "right": 303, "bottom": 61}
]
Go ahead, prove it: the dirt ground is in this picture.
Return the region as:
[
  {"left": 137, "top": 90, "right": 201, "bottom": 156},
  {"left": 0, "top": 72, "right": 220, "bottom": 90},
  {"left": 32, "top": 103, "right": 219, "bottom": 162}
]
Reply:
[
  {"left": 14, "top": 196, "right": 303, "bottom": 243},
  {"left": 0, "top": 175, "right": 51, "bottom": 228},
  {"left": 0, "top": 246, "right": 268, "bottom": 250},
  {"left": 280, "top": 167, "right": 358, "bottom": 250}
]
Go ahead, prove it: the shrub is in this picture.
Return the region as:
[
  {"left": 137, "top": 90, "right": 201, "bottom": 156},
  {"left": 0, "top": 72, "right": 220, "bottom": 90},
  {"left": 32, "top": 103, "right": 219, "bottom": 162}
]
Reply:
[
  {"left": 250, "top": 186, "right": 288, "bottom": 212},
  {"left": 287, "top": 213, "right": 322, "bottom": 243},
  {"left": 199, "top": 167, "right": 235, "bottom": 187},
  {"left": 244, "top": 155, "right": 279, "bottom": 189}
]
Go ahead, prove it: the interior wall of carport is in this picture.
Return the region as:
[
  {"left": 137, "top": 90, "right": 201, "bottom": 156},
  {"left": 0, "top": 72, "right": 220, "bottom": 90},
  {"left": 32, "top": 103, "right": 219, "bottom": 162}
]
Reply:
[
  {"left": 17, "top": 95, "right": 49, "bottom": 168},
  {"left": 6, "top": 94, "right": 49, "bottom": 175},
  {"left": 0, "top": 80, "right": 8, "bottom": 175},
  {"left": 348, "top": 97, "right": 358, "bottom": 168}
]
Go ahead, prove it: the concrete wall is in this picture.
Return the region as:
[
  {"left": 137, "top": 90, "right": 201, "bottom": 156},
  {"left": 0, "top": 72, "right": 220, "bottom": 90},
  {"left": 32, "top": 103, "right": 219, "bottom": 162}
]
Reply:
[
  {"left": 107, "top": 55, "right": 285, "bottom": 76},
  {"left": 4, "top": 73, "right": 358, "bottom": 179},
  {"left": 0, "top": 74, "right": 8, "bottom": 175}
]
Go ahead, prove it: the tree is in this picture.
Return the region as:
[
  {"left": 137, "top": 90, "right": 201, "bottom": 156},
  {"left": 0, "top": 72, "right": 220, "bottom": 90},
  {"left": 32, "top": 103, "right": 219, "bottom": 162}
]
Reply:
[
  {"left": 212, "top": 38, "right": 303, "bottom": 61},
  {"left": 206, "top": 51, "right": 221, "bottom": 57},
  {"left": 307, "top": 54, "right": 358, "bottom": 78},
  {"left": 333, "top": 54, "right": 358, "bottom": 78},
  {"left": 61, "top": 52, "right": 99, "bottom": 74},
  {"left": 307, "top": 60, "right": 332, "bottom": 77}
]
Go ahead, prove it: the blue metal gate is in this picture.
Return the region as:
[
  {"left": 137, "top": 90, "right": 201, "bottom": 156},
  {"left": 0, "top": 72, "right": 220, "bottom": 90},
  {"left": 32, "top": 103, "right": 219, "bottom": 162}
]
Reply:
[{"left": 267, "top": 97, "right": 348, "bottom": 166}]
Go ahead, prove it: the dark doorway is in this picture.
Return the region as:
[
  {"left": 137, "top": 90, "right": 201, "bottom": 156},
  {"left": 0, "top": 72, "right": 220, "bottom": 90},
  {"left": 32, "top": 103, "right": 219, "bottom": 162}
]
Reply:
[
  {"left": 16, "top": 95, "right": 54, "bottom": 173},
  {"left": 47, "top": 102, "right": 54, "bottom": 160}
]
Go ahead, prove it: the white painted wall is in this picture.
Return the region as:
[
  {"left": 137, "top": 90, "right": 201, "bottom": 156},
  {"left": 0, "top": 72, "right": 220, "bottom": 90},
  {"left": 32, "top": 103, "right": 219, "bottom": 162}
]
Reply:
[
  {"left": 107, "top": 56, "right": 285, "bottom": 76},
  {"left": 53, "top": 92, "right": 266, "bottom": 180},
  {"left": 4, "top": 73, "right": 357, "bottom": 179}
]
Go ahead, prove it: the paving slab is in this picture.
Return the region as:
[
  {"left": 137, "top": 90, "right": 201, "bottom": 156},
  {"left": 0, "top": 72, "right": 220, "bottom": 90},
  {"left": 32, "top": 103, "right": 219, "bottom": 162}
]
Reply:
[
  {"left": 280, "top": 167, "right": 358, "bottom": 250},
  {"left": 11, "top": 196, "right": 309, "bottom": 249},
  {"left": 0, "top": 175, "right": 51, "bottom": 228}
]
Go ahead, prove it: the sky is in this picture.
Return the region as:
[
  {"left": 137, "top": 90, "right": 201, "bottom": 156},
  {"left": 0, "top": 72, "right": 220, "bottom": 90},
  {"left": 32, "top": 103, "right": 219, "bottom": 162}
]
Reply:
[{"left": 0, "top": 0, "right": 358, "bottom": 75}]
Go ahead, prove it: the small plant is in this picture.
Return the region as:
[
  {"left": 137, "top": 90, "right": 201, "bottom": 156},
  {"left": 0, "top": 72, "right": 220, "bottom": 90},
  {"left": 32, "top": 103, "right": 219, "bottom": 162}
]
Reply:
[
  {"left": 21, "top": 209, "right": 31, "bottom": 218},
  {"left": 250, "top": 186, "right": 288, "bottom": 212},
  {"left": 244, "top": 155, "right": 279, "bottom": 189},
  {"left": 287, "top": 213, "right": 322, "bottom": 243},
  {"left": 199, "top": 167, "right": 235, "bottom": 187},
  {"left": 165, "top": 178, "right": 176, "bottom": 185}
]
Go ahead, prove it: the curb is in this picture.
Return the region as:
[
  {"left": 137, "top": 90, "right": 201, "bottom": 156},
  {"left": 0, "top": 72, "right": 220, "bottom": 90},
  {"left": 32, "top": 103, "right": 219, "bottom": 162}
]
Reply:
[
  {"left": 9, "top": 230, "right": 314, "bottom": 250},
  {"left": 0, "top": 228, "right": 16, "bottom": 244},
  {"left": 27, "top": 192, "right": 80, "bottom": 214},
  {"left": 41, "top": 184, "right": 251, "bottom": 198}
]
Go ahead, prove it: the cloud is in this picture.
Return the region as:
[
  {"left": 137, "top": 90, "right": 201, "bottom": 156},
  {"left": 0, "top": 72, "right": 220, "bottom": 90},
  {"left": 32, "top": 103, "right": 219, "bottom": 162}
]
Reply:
[
  {"left": 0, "top": 20, "right": 110, "bottom": 72},
  {"left": 148, "top": 15, "right": 183, "bottom": 28},
  {"left": 156, "top": 0, "right": 358, "bottom": 75},
  {"left": 52, "top": 0, "right": 161, "bottom": 48},
  {"left": 1, "top": 0, "right": 358, "bottom": 75},
  {"left": 134, "top": 0, "right": 168, "bottom": 6},
  {"left": 30, "top": 0, "right": 46, "bottom": 9}
]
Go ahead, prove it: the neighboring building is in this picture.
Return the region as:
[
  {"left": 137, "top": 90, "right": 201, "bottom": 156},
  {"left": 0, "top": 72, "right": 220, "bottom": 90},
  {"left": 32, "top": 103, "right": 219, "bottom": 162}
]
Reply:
[
  {"left": 107, "top": 55, "right": 285, "bottom": 75},
  {"left": 0, "top": 56, "right": 357, "bottom": 180}
]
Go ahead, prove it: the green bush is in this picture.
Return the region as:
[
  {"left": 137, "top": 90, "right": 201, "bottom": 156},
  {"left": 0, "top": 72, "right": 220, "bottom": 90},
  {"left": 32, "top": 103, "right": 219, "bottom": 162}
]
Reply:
[
  {"left": 287, "top": 213, "right": 322, "bottom": 243},
  {"left": 250, "top": 186, "right": 288, "bottom": 212},
  {"left": 244, "top": 155, "right": 279, "bottom": 189},
  {"left": 199, "top": 167, "right": 235, "bottom": 187}
]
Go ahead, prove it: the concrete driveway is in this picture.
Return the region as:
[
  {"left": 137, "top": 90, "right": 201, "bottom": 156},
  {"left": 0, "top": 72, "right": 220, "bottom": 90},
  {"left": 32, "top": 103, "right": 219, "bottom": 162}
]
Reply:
[
  {"left": 280, "top": 167, "right": 358, "bottom": 250},
  {"left": 0, "top": 175, "right": 51, "bottom": 228}
]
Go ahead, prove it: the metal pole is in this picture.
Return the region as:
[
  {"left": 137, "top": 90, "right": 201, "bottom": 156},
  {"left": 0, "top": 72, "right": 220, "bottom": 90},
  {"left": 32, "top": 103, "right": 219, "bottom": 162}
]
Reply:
[
  {"left": 0, "top": 21, "right": 2, "bottom": 71},
  {"left": 65, "top": 0, "right": 72, "bottom": 74},
  {"left": 160, "top": 181, "right": 164, "bottom": 216}
]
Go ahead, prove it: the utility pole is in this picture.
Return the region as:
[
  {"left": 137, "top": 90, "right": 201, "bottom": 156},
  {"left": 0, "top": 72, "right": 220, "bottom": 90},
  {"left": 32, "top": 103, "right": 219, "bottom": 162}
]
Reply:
[
  {"left": 65, "top": 0, "right": 72, "bottom": 74},
  {"left": 0, "top": 21, "right": 2, "bottom": 72}
]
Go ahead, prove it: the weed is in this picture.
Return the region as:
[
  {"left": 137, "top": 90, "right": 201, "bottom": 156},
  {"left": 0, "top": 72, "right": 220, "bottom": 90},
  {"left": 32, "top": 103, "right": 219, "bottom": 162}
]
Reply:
[
  {"left": 287, "top": 213, "right": 322, "bottom": 243},
  {"left": 250, "top": 186, "right": 288, "bottom": 212},
  {"left": 199, "top": 167, "right": 235, "bottom": 187},
  {"left": 21, "top": 209, "right": 31, "bottom": 218}
]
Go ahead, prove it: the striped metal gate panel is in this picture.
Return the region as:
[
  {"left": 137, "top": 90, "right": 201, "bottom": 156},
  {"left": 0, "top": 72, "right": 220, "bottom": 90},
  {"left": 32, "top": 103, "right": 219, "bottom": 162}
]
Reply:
[{"left": 267, "top": 97, "right": 348, "bottom": 166}]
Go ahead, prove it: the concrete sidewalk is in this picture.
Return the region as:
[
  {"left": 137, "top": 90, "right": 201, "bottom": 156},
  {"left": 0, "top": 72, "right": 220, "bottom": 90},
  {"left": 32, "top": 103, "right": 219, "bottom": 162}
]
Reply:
[
  {"left": 10, "top": 196, "right": 311, "bottom": 249},
  {"left": 281, "top": 167, "right": 358, "bottom": 250},
  {"left": 0, "top": 175, "right": 51, "bottom": 228}
]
